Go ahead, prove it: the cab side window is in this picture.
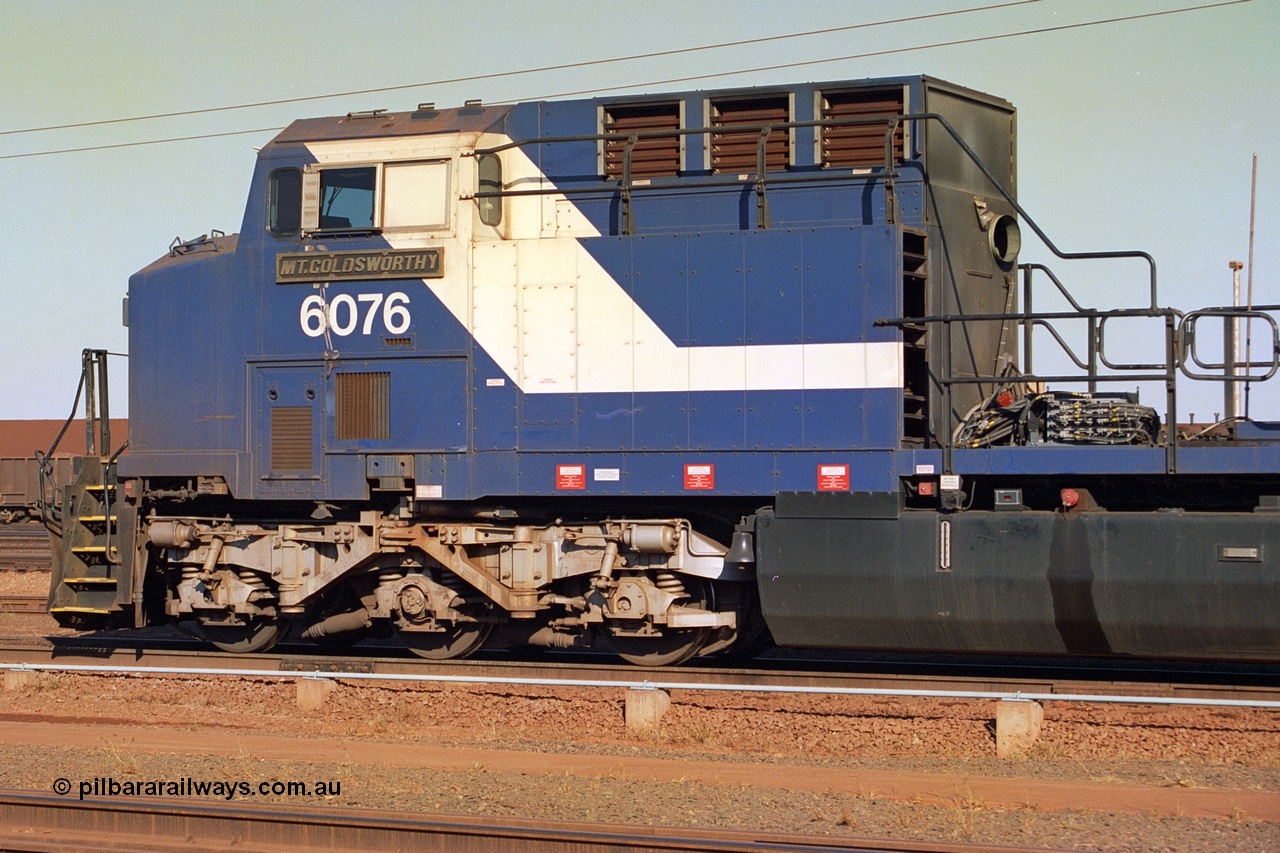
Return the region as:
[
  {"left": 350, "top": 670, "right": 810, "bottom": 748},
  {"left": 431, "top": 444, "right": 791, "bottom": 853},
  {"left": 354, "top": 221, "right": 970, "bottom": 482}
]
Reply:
[
  {"left": 319, "top": 167, "right": 376, "bottom": 229},
  {"left": 383, "top": 161, "right": 449, "bottom": 229},
  {"left": 267, "top": 169, "right": 302, "bottom": 236},
  {"left": 477, "top": 153, "right": 503, "bottom": 226},
  {"left": 295, "top": 160, "right": 453, "bottom": 234}
]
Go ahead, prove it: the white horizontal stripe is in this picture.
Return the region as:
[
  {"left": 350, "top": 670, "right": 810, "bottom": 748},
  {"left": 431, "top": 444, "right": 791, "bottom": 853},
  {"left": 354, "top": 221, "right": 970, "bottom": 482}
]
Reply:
[{"left": 579, "top": 341, "right": 900, "bottom": 394}]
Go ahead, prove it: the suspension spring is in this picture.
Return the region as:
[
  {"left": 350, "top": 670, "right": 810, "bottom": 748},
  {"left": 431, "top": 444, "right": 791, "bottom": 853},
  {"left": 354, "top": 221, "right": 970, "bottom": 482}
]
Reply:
[
  {"left": 435, "top": 569, "right": 471, "bottom": 604},
  {"left": 654, "top": 572, "right": 686, "bottom": 596},
  {"left": 377, "top": 569, "right": 405, "bottom": 590},
  {"left": 238, "top": 569, "right": 268, "bottom": 591}
]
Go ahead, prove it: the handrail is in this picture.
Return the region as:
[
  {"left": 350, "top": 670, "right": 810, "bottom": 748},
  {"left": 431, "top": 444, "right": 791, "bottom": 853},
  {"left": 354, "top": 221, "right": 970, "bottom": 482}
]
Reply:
[
  {"left": 881, "top": 292, "right": 1280, "bottom": 476},
  {"left": 916, "top": 115, "right": 1159, "bottom": 312},
  {"left": 477, "top": 112, "right": 906, "bottom": 234},
  {"left": 1020, "top": 263, "right": 1088, "bottom": 313},
  {"left": 1182, "top": 309, "right": 1280, "bottom": 381},
  {"left": 1097, "top": 314, "right": 1176, "bottom": 372},
  {"left": 1021, "top": 319, "right": 1095, "bottom": 373},
  {"left": 475, "top": 113, "right": 1157, "bottom": 307},
  {"left": 476, "top": 113, "right": 903, "bottom": 155},
  {"left": 879, "top": 302, "right": 1182, "bottom": 473}
]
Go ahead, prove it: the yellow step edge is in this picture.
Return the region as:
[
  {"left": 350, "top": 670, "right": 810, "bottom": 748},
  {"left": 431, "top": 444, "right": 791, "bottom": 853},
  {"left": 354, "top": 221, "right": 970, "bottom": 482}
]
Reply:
[
  {"left": 64, "top": 577, "right": 117, "bottom": 585},
  {"left": 71, "top": 545, "right": 109, "bottom": 553},
  {"left": 50, "top": 606, "right": 111, "bottom": 615},
  {"left": 78, "top": 515, "right": 118, "bottom": 522}
]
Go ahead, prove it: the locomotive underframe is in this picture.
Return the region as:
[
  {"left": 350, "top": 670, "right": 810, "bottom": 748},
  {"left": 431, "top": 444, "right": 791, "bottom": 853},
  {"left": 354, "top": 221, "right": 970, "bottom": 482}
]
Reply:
[{"left": 146, "top": 507, "right": 746, "bottom": 663}]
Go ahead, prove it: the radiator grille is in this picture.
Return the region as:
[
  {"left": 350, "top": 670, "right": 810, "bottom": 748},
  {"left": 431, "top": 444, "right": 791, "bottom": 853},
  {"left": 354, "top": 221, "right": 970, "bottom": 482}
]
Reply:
[
  {"left": 335, "top": 372, "right": 390, "bottom": 440},
  {"left": 603, "top": 103, "right": 681, "bottom": 179},
  {"left": 820, "top": 88, "right": 905, "bottom": 168},
  {"left": 710, "top": 96, "right": 790, "bottom": 174},
  {"left": 270, "top": 407, "right": 314, "bottom": 471}
]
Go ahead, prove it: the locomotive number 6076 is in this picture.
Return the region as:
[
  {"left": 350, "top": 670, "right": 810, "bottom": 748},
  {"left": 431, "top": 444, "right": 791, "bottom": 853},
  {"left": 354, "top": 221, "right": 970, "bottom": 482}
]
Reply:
[{"left": 299, "top": 292, "right": 411, "bottom": 338}]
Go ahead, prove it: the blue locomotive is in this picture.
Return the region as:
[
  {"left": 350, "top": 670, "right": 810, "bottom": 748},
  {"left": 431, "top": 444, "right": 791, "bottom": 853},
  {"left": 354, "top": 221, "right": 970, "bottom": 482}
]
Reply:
[{"left": 45, "top": 75, "right": 1280, "bottom": 664}]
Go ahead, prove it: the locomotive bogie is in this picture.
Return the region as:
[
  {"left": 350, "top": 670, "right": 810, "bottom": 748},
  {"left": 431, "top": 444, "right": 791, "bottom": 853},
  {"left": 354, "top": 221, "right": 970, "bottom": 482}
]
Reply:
[{"left": 149, "top": 511, "right": 746, "bottom": 659}]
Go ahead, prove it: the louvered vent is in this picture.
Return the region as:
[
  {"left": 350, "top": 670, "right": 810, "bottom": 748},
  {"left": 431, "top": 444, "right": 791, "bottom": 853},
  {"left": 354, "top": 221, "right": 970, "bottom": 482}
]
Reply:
[
  {"left": 335, "top": 372, "right": 390, "bottom": 440},
  {"left": 710, "top": 96, "right": 790, "bottom": 174},
  {"left": 820, "top": 88, "right": 905, "bottom": 168},
  {"left": 603, "top": 103, "right": 680, "bottom": 179},
  {"left": 270, "top": 407, "right": 314, "bottom": 471}
]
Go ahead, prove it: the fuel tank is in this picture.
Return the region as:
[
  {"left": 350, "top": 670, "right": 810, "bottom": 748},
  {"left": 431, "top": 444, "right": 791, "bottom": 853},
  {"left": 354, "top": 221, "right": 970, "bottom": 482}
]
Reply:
[{"left": 756, "top": 492, "right": 1280, "bottom": 661}]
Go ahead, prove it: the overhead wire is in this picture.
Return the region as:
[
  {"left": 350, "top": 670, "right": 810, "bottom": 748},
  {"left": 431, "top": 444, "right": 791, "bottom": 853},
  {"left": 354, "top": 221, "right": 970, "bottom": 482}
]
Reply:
[
  {"left": 0, "top": 127, "right": 285, "bottom": 161},
  {"left": 0, "top": 0, "right": 1041, "bottom": 138},
  {"left": 507, "top": 0, "right": 1252, "bottom": 103},
  {"left": 0, "top": 0, "right": 1251, "bottom": 162}
]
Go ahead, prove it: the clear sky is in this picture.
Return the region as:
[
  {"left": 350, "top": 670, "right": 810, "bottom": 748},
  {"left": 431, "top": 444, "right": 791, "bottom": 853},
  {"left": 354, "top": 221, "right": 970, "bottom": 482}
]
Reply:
[{"left": 1, "top": 0, "right": 1276, "bottom": 423}]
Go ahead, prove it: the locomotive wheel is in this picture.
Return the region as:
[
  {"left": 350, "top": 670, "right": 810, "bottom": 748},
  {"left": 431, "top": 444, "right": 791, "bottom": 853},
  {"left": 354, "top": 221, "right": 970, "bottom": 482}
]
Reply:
[
  {"left": 398, "top": 621, "right": 492, "bottom": 660},
  {"left": 605, "top": 575, "right": 712, "bottom": 667},
  {"left": 606, "top": 625, "right": 710, "bottom": 667},
  {"left": 705, "top": 580, "right": 773, "bottom": 660},
  {"left": 196, "top": 617, "right": 281, "bottom": 654}
]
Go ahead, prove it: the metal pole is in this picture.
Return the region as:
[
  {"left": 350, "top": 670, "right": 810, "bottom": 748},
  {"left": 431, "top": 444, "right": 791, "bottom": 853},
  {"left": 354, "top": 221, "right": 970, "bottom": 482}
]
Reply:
[
  {"left": 82, "top": 351, "right": 96, "bottom": 457},
  {"left": 1245, "top": 154, "right": 1258, "bottom": 418},
  {"left": 1166, "top": 312, "right": 1178, "bottom": 474},
  {"left": 1087, "top": 316, "right": 1098, "bottom": 394},
  {"left": 98, "top": 352, "right": 111, "bottom": 456},
  {"left": 1228, "top": 260, "right": 1243, "bottom": 418},
  {"left": 1022, "top": 265, "right": 1034, "bottom": 375}
]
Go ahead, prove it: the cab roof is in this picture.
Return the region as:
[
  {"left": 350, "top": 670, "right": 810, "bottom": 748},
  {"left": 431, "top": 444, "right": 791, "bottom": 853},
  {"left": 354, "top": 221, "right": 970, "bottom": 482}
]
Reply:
[{"left": 270, "top": 103, "right": 515, "bottom": 145}]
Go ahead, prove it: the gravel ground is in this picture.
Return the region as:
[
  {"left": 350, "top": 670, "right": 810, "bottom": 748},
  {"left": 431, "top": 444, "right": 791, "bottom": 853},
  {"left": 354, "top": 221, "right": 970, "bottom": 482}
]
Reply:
[
  {"left": 0, "top": 569, "right": 51, "bottom": 596},
  {"left": 0, "top": 670, "right": 1276, "bottom": 851},
  {"left": 1, "top": 744, "right": 1275, "bottom": 851}
]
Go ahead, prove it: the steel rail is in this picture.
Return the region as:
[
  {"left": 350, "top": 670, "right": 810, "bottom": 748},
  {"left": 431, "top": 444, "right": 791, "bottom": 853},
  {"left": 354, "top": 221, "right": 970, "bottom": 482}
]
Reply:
[
  {"left": 0, "top": 789, "right": 1027, "bottom": 853},
  {"left": 2, "top": 657, "right": 1278, "bottom": 709},
  {"left": 0, "top": 525, "right": 50, "bottom": 570},
  {"left": 0, "top": 595, "right": 47, "bottom": 614},
  {"left": 2, "top": 635, "right": 1277, "bottom": 698}
]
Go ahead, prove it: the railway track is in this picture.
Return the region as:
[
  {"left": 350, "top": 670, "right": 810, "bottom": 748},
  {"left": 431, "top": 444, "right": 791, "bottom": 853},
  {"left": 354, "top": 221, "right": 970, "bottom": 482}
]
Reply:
[
  {"left": 0, "top": 789, "right": 1043, "bottom": 853},
  {"left": 1, "top": 635, "right": 1277, "bottom": 705},
  {"left": 0, "top": 524, "right": 49, "bottom": 572},
  {"left": 5, "top": 629, "right": 1279, "bottom": 692},
  {"left": 0, "top": 595, "right": 45, "bottom": 614}
]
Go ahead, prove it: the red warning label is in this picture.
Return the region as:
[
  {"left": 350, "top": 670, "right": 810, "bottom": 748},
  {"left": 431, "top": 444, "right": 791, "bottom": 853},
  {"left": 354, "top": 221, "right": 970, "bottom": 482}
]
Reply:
[
  {"left": 556, "top": 464, "right": 586, "bottom": 490},
  {"left": 683, "top": 463, "right": 715, "bottom": 490},
  {"left": 817, "top": 464, "right": 850, "bottom": 491}
]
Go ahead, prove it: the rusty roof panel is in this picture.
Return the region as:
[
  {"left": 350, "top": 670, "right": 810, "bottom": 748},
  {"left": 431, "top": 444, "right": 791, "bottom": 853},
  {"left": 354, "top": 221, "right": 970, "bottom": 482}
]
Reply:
[{"left": 270, "top": 104, "right": 515, "bottom": 145}]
